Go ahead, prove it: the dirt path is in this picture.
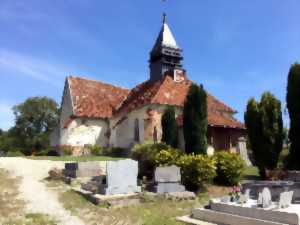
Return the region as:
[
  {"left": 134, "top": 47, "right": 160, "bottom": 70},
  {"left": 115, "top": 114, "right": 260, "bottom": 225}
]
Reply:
[{"left": 0, "top": 157, "right": 85, "bottom": 225}]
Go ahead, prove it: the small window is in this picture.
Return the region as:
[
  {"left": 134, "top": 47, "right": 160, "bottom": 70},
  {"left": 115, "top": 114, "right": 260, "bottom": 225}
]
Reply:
[{"left": 134, "top": 119, "right": 140, "bottom": 142}]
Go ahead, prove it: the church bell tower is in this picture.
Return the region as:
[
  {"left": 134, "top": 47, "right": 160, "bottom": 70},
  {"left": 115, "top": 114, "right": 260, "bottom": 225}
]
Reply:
[{"left": 149, "top": 14, "right": 184, "bottom": 82}]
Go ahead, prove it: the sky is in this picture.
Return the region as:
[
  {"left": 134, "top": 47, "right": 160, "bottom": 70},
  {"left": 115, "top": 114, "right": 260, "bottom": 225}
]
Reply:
[{"left": 0, "top": 0, "right": 299, "bottom": 130}]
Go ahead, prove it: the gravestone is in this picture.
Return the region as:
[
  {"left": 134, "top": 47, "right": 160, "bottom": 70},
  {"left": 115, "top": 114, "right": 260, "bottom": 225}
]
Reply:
[
  {"left": 154, "top": 165, "right": 185, "bottom": 193},
  {"left": 236, "top": 137, "right": 252, "bottom": 166},
  {"left": 244, "top": 189, "right": 250, "bottom": 199},
  {"left": 279, "top": 191, "right": 293, "bottom": 208},
  {"left": 262, "top": 187, "right": 272, "bottom": 208},
  {"left": 99, "top": 159, "right": 141, "bottom": 195}
]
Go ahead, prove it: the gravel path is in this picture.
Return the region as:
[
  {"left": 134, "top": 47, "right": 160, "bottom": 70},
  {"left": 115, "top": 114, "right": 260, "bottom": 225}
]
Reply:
[{"left": 0, "top": 157, "right": 85, "bottom": 225}]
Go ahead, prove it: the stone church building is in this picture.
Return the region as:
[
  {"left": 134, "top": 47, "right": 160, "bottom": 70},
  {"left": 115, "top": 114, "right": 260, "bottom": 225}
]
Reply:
[{"left": 51, "top": 16, "right": 246, "bottom": 154}]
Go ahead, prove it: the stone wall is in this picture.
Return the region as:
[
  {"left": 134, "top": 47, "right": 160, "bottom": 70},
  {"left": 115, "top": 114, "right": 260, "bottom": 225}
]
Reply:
[{"left": 60, "top": 118, "right": 109, "bottom": 148}]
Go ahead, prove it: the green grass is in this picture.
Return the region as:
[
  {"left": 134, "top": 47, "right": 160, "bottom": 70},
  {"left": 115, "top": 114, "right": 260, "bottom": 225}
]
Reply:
[
  {"left": 25, "top": 213, "right": 58, "bottom": 225},
  {"left": 24, "top": 155, "right": 126, "bottom": 161},
  {"left": 58, "top": 189, "right": 203, "bottom": 225}
]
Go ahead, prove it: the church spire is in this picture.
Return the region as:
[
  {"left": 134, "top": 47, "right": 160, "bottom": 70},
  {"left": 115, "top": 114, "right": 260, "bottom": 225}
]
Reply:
[{"left": 149, "top": 14, "right": 184, "bottom": 82}]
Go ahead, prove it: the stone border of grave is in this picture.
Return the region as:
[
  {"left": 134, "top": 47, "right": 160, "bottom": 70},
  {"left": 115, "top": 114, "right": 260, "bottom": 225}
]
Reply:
[{"left": 177, "top": 188, "right": 300, "bottom": 225}]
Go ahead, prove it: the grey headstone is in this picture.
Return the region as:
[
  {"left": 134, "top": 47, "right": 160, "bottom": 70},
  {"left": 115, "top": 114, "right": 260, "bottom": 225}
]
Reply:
[
  {"left": 101, "top": 159, "right": 141, "bottom": 195},
  {"left": 237, "top": 137, "right": 252, "bottom": 166},
  {"left": 262, "top": 187, "right": 272, "bottom": 208},
  {"left": 155, "top": 165, "right": 181, "bottom": 183},
  {"left": 156, "top": 183, "right": 185, "bottom": 193},
  {"left": 65, "top": 162, "right": 78, "bottom": 170}
]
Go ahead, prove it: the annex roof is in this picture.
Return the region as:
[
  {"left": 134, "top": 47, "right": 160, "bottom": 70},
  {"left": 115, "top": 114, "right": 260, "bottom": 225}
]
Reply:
[{"left": 67, "top": 76, "right": 129, "bottom": 119}]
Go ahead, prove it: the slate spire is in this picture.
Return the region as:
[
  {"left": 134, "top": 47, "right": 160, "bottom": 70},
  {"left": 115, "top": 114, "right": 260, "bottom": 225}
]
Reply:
[{"left": 149, "top": 14, "right": 184, "bottom": 81}]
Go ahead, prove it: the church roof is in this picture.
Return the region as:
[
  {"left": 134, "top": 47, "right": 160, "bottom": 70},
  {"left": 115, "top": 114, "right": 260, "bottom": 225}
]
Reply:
[
  {"left": 67, "top": 76, "right": 130, "bottom": 119},
  {"left": 66, "top": 75, "right": 244, "bottom": 129},
  {"left": 116, "top": 74, "right": 244, "bottom": 129}
]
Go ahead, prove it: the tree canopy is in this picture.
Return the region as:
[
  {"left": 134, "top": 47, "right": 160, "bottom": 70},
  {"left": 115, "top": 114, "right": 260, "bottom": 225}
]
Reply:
[
  {"left": 11, "top": 97, "right": 59, "bottom": 155},
  {"left": 245, "top": 92, "right": 283, "bottom": 178},
  {"left": 161, "top": 106, "right": 178, "bottom": 148},
  {"left": 286, "top": 63, "right": 300, "bottom": 169},
  {"left": 183, "top": 83, "right": 207, "bottom": 154}
]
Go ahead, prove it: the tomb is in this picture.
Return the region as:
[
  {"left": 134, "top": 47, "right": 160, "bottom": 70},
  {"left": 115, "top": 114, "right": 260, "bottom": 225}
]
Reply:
[{"left": 178, "top": 189, "right": 300, "bottom": 225}]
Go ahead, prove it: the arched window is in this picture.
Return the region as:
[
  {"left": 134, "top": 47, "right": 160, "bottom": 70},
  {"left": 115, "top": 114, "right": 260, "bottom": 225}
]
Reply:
[
  {"left": 134, "top": 119, "right": 140, "bottom": 142},
  {"left": 153, "top": 126, "right": 158, "bottom": 143}
]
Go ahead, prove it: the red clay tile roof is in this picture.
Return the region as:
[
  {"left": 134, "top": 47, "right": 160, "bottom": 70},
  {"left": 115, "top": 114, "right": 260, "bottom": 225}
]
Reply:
[
  {"left": 176, "top": 112, "right": 245, "bottom": 129},
  {"left": 117, "top": 75, "right": 236, "bottom": 114},
  {"left": 67, "top": 74, "right": 244, "bottom": 129},
  {"left": 68, "top": 76, "right": 130, "bottom": 118}
]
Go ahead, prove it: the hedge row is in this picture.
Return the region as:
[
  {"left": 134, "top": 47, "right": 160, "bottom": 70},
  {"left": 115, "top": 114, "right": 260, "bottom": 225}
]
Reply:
[{"left": 131, "top": 143, "right": 245, "bottom": 191}]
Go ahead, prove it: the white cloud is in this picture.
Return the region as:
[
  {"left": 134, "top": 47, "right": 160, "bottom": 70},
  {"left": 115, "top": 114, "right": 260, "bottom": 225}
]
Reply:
[
  {"left": 0, "top": 49, "right": 70, "bottom": 87},
  {"left": 0, "top": 102, "right": 14, "bottom": 131}
]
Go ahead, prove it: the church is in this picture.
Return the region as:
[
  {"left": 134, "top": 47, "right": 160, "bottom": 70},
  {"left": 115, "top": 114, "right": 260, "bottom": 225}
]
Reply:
[{"left": 51, "top": 15, "right": 246, "bottom": 155}]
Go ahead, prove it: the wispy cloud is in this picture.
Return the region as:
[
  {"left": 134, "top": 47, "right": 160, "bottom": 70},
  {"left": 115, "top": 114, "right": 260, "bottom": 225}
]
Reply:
[
  {"left": 0, "top": 49, "right": 71, "bottom": 87},
  {"left": 0, "top": 102, "right": 14, "bottom": 131}
]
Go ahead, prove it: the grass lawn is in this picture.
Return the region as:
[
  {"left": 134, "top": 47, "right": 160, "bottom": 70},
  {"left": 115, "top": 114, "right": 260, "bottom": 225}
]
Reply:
[
  {"left": 44, "top": 179, "right": 208, "bottom": 225},
  {"left": 59, "top": 189, "right": 203, "bottom": 225},
  {"left": 24, "top": 155, "right": 125, "bottom": 161},
  {"left": 244, "top": 166, "right": 260, "bottom": 180}
]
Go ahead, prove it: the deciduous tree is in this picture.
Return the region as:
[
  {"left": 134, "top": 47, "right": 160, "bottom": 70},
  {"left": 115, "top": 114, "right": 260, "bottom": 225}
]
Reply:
[{"left": 12, "top": 97, "right": 59, "bottom": 155}]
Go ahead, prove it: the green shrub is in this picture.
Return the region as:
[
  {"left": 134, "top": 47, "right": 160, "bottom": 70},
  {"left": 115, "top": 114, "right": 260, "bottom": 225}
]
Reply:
[
  {"left": 90, "top": 144, "right": 102, "bottom": 156},
  {"left": 6, "top": 151, "right": 25, "bottom": 157},
  {"left": 60, "top": 146, "right": 73, "bottom": 156},
  {"left": 213, "top": 151, "right": 246, "bottom": 186},
  {"left": 131, "top": 142, "right": 178, "bottom": 178},
  {"left": 154, "top": 148, "right": 183, "bottom": 166},
  {"left": 175, "top": 154, "right": 216, "bottom": 191}
]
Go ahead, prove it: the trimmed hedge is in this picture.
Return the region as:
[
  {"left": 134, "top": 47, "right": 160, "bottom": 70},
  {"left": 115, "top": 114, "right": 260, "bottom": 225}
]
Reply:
[
  {"left": 132, "top": 143, "right": 245, "bottom": 190},
  {"left": 175, "top": 154, "right": 216, "bottom": 191},
  {"left": 213, "top": 151, "right": 246, "bottom": 186}
]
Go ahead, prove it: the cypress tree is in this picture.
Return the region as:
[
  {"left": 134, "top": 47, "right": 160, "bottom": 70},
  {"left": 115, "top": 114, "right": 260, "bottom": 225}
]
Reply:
[
  {"left": 286, "top": 63, "right": 300, "bottom": 169},
  {"left": 245, "top": 93, "right": 283, "bottom": 178},
  {"left": 245, "top": 98, "right": 264, "bottom": 176},
  {"left": 161, "top": 106, "right": 178, "bottom": 148},
  {"left": 183, "top": 84, "right": 207, "bottom": 154},
  {"left": 259, "top": 92, "right": 283, "bottom": 170}
]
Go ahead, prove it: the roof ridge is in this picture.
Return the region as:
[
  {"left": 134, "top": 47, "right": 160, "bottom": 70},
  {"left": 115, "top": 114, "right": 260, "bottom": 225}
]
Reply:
[{"left": 68, "top": 75, "right": 130, "bottom": 92}]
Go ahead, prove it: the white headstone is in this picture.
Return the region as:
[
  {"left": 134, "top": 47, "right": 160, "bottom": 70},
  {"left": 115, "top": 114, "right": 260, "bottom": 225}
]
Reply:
[
  {"left": 279, "top": 191, "right": 294, "bottom": 208},
  {"left": 262, "top": 187, "right": 272, "bottom": 208},
  {"left": 104, "top": 159, "right": 141, "bottom": 195}
]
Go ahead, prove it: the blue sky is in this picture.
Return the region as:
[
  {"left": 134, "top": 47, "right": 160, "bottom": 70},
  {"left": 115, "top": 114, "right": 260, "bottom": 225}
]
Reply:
[{"left": 0, "top": 0, "right": 299, "bottom": 130}]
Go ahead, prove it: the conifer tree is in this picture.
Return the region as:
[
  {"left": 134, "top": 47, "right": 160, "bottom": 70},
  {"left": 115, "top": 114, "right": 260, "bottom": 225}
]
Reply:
[
  {"left": 245, "top": 92, "right": 283, "bottom": 178},
  {"left": 183, "top": 84, "right": 207, "bottom": 154},
  {"left": 286, "top": 63, "right": 300, "bottom": 169},
  {"left": 161, "top": 106, "right": 178, "bottom": 148}
]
